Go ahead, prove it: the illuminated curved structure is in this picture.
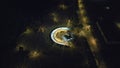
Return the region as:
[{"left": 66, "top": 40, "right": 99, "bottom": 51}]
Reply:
[{"left": 51, "top": 27, "right": 73, "bottom": 46}]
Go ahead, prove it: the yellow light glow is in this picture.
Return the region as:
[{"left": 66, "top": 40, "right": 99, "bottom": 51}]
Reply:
[
  {"left": 59, "top": 4, "right": 67, "bottom": 10},
  {"left": 87, "top": 37, "right": 99, "bottom": 52},
  {"left": 68, "top": 42, "right": 74, "bottom": 48},
  {"left": 83, "top": 25, "right": 91, "bottom": 31},
  {"left": 72, "top": 28, "right": 80, "bottom": 35},
  {"left": 53, "top": 17, "right": 58, "bottom": 22},
  {"left": 82, "top": 16, "right": 88, "bottom": 23},
  {"left": 79, "top": 30, "right": 86, "bottom": 37},
  {"left": 29, "top": 50, "right": 41, "bottom": 59},
  {"left": 78, "top": 4, "right": 84, "bottom": 8},
  {"left": 79, "top": 9, "right": 86, "bottom": 15},
  {"left": 90, "top": 37, "right": 97, "bottom": 46},
  {"left": 78, "top": 0, "right": 83, "bottom": 3},
  {"left": 54, "top": 30, "right": 67, "bottom": 43},
  {"left": 116, "top": 23, "right": 120, "bottom": 29},
  {"left": 50, "top": 13, "right": 59, "bottom": 23},
  {"left": 51, "top": 13, "right": 56, "bottom": 16},
  {"left": 38, "top": 26, "right": 46, "bottom": 32},
  {"left": 23, "top": 27, "right": 33, "bottom": 34},
  {"left": 66, "top": 19, "right": 72, "bottom": 27}
]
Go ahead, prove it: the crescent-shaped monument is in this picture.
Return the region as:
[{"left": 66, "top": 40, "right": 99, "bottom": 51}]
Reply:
[{"left": 51, "top": 27, "right": 73, "bottom": 46}]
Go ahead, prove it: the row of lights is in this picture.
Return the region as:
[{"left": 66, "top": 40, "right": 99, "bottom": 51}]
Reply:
[
  {"left": 78, "top": 0, "right": 89, "bottom": 26},
  {"left": 77, "top": 0, "right": 104, "bottom": 68}
]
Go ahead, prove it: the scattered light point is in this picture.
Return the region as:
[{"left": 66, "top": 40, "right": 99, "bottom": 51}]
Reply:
[
  {"left": 59, "top": 4, "right": 67, "bottom": 10},
  {"left": 28, "top": 50, "right": 41, "bottom": 59},
  {"left": 23, "top": 28, "right": 33, "bottom": 34},
  {"left": 106, "top": 6, "right": 110, "bottom": 10}
]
